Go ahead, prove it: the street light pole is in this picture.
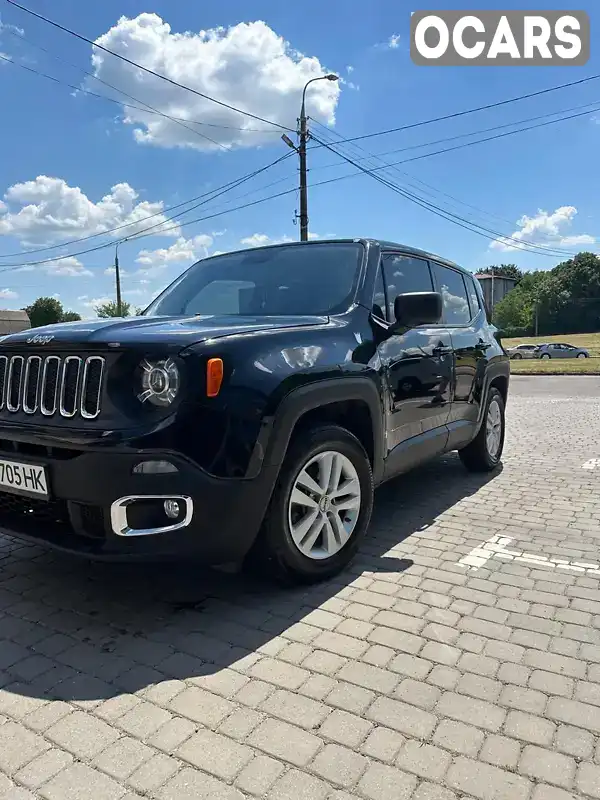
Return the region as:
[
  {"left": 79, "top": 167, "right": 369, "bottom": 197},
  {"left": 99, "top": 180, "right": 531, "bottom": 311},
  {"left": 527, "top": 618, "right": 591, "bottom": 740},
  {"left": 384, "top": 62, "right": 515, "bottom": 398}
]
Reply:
[{"left": 296, "top": 74, "right": 338, "bottom": 242}]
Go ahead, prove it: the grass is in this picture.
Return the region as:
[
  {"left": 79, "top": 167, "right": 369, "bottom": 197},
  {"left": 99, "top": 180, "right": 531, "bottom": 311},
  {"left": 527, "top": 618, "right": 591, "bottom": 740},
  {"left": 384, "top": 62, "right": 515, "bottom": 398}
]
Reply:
[
  {"left": 503, "top": 332, "right": 600, "bottom": 374},
  {"left": 509, "top": 359, "right": 600, "bottom": 375},
  {"left": 503, "top": 332, "right": 600, "bottom": 357}
]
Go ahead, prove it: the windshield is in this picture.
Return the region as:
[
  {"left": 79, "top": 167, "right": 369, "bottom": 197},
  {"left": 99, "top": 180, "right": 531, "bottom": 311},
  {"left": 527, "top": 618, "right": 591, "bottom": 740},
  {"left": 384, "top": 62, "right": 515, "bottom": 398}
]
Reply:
[{"left": 144, "top": 242, "right": 364, "bottom": 317}]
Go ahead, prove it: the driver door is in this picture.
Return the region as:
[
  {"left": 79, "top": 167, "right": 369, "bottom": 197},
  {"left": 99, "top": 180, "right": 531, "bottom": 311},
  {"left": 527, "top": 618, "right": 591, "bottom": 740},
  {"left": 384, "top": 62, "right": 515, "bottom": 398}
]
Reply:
[{"left": 376, "top": 253, "right": 453, "bottom": 476}]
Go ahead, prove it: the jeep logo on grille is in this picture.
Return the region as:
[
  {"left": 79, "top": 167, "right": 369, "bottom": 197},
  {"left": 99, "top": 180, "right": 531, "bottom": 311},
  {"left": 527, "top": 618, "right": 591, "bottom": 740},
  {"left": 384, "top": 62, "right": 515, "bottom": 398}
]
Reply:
[{"left": 26, "top": 334, "right": 55, "bottom": 345}]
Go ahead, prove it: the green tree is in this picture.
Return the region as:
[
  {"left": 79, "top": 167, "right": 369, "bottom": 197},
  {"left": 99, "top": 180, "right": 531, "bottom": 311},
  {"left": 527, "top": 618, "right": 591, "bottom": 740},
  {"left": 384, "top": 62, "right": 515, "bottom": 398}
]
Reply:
[
  {"left": 492, "top": 287, "right": 533, "bottom": 331},
  {"left": 537, "top": 252, "right": 600, "bottom": 334},
  {"left": 491, "top": 269, "right": 549, "bottom": 333},
  {"left": 476, "top": 264, "right": 523, "bottom": 283},
  {"left": 24, "top": 297, "right": 80, "bottom": 328},
  {"left": 95, "top": 300, "right": 132, "bottom": 318},
  {"left": 61, "top": 311, "right": 82, "bottom": 323}
]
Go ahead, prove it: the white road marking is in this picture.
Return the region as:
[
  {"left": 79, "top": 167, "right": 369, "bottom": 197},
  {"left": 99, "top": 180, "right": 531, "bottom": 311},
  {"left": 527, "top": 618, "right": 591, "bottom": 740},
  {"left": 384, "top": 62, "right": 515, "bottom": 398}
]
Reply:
[
  {"left": 458, "top": 533, "right": 600, "bottom": 574},
  {"left": 582, "top": 458, "right": 600, "bottom": 470}
]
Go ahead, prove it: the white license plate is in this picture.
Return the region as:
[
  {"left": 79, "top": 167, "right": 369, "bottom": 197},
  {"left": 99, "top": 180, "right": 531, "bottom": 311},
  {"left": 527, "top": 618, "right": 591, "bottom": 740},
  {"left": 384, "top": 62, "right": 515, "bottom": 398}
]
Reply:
[{"left": 0, "top": 459, "right": 48, "bottom": 499}]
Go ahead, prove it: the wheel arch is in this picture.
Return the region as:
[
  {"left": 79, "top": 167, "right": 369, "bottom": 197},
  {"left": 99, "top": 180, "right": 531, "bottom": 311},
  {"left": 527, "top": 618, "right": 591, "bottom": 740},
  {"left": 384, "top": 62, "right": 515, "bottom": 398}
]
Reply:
[{"left": 260, "top": 378, "right": 385, "bottom": 484}]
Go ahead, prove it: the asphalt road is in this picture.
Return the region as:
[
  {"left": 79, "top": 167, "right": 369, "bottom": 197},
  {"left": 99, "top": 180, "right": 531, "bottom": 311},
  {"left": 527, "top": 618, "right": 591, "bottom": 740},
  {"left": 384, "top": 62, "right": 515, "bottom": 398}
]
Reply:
[
  {"left": 0, "top": 375, "right": 599, "bottom": 799},
  {"left": 511, "top": 374, "right": 600, "bottom": 398}
]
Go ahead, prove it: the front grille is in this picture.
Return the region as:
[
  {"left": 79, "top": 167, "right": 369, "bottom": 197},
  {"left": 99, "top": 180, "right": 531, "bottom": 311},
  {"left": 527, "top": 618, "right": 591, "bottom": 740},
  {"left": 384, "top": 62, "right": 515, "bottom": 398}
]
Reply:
[
  {"left": 0, "top": 354, "right": 104, "bottom": 420},
  {"left": 0, "top": 491, "right": 68, "bottom": 525}
]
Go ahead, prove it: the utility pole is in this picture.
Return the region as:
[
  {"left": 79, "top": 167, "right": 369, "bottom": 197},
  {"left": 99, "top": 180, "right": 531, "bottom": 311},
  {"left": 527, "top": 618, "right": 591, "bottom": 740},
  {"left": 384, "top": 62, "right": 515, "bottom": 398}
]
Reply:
[
  {"left": 282, "top": 74, "right": 338, "bottom": 242},
  {"left": 298, "top": 105, "right": 309, "bottom": 242},
  {"left": 114, "top": 242, "right": 123, "bottom": 316}
]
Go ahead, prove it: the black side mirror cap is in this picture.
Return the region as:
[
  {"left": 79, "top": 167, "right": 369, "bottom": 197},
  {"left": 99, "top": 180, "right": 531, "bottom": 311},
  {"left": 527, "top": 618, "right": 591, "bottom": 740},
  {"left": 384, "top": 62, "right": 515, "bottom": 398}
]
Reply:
[{"left": 392, "top": 291, "right": 442, "bottom": 330}]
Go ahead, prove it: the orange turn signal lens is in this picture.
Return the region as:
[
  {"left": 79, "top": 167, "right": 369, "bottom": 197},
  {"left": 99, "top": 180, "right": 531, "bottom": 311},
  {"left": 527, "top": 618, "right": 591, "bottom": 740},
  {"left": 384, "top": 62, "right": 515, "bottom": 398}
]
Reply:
[{"left": 206, "top": 358, "right": 224, "bottom": 397}]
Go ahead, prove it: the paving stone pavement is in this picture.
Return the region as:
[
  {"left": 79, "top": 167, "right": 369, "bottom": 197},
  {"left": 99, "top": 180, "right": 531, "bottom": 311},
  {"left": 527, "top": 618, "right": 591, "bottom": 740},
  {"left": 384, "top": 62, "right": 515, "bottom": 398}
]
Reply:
[{"left": 0, "top": 375, "right": 599, "bottom": 799}]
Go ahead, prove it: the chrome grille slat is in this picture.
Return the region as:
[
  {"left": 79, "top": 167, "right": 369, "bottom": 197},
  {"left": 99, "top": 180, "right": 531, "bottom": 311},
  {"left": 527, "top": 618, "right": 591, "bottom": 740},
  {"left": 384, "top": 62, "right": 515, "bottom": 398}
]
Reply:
[
  {"left": 59, "top": 356, "right": 82, "bottom": 418},
  {"left": 0, "top": 356, "right": 7, "bottom": 411},
  {"left": 81, "top": 356, "right": 105, "bottom": 419},
  {"left": 0, "top": 353, "right": 104, "bottom": 420},
  {"left": 23, "top": 355, "right": 42, "bottom": 414},
  {"left": 7, "top": 356, "right": 24, "bottom": 412},
  {"left": 40, "top": 356, "right": 60, "bottom": 416}
]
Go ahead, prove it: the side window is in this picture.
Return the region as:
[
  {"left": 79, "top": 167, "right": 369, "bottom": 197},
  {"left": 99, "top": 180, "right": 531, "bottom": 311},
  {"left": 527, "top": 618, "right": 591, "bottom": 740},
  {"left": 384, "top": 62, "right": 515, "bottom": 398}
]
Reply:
[
  {"left": 381, "top": 254, "right": 433, "bottom": 321},
  {"left": 372, "top": 265, "right": 387, "bottom": 321},
  {"left": 431, "top": 263, "right": 471, "bottom": 325},
  {"left": 465, "top": 274, "right": 481, "bottom": 319}
]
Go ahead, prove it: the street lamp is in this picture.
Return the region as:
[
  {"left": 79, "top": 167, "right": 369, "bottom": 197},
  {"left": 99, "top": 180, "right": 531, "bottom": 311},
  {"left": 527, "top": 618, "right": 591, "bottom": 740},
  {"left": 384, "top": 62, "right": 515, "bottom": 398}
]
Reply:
[{"left": 297, "top": 74, "right": 338, "bottom": 242}]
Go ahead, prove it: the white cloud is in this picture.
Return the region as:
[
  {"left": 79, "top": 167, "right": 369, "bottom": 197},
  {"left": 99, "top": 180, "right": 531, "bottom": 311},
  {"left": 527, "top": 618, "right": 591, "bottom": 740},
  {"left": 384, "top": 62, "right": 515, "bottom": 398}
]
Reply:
[
  {"left": 81, "top": 295, "right": 111, "bottom": 307},
  {"left": 491, "top": 206, "right": 596, "bottom": 252},
  {"left": 0, "top": 176, "right": 178, "bottom": 247},
  {"left": 387, "top": 34, "right": 401, "bottom": 49},
  {"left": 0, "top": 288, "right": 17, "bottom": 299},
  {"left": 135, "top": 234, "right": 212, "bottom": 277},
  {"left": 42, "top": 257, "right": 93, "bottom": 278},
  {"left": 240, "top": 233, "right": 294, "bottom": 247},
  {"left": 90, "top": 14, "right": 340, "bottom": 151}
]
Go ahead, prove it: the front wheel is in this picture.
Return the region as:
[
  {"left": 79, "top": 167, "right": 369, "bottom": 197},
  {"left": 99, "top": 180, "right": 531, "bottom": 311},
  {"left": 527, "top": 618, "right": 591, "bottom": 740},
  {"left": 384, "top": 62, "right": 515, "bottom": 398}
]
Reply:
[
  {"left": 247, "top": 425, "right": 374, "bottom": 584},
  {"left": 459, "top": 387, "right": 505, "bottom": 473},
  {"left": 511, "top": 353, "right": 522, "bottom": 360},
  {"left": 577, "top": 353, "right": 588, "bottom": 359},
  {"left": 540, "top": 353, "right": 551, "bottom": 360}
]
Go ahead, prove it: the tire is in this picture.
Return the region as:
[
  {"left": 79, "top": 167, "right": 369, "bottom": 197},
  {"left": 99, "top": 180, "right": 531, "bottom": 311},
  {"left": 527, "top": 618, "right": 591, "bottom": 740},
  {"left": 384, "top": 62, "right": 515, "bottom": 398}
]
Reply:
[
  {"left": 540, "top": 353, "right": 551, "bottom": 360},
  {"left": 458, "top": 387, "right": 505, "bottom": 473},
  {"left": 512, "top": 353, "right": 522, "bottom": 360},
  {"left": 246, "top": 424, "right": 374, "bottom": 585},
  {"left": 577, "top": 353, "right": 588, "bottom": 359}
]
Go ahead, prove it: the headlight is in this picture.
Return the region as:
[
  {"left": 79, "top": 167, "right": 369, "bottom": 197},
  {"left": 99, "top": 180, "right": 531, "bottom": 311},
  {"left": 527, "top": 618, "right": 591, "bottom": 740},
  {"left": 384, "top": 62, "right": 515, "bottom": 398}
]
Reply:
[{"left": 137, "top": 357, "right": 180, "bottom": 407}]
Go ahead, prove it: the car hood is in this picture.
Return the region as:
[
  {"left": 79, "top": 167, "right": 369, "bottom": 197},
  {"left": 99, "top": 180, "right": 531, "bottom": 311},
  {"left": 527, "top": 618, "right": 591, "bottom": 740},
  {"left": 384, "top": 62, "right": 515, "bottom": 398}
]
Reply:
[{"left": 0, "top": 314, "right": 329, "bottom": 350}]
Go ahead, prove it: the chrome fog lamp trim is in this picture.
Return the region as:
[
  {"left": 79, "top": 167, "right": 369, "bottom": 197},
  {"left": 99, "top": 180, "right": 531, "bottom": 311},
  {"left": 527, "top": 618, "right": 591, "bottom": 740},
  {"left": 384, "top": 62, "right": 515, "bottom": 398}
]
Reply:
[
  {"left": 132, "top": 460, "right": 179, "bottom": 475},
  {"left": 110, "top": 495, "right": 193, "bottom": 537}
]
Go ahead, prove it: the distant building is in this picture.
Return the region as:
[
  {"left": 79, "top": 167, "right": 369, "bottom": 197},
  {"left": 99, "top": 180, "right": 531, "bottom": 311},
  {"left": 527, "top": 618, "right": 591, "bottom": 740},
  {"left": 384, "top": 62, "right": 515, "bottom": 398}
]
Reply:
[
  {"left": 0, "top": 310, "right": 30, "bottom": 335},
  {"left": 475, "top": 274, "right": 518, "bottom": 312}
]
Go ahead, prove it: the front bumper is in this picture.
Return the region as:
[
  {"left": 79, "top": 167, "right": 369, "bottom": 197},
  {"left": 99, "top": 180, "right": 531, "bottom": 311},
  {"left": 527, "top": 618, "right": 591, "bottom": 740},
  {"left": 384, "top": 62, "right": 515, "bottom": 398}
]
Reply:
[{"left": 0, "top": 446, "right": 278, "bottom": 562}]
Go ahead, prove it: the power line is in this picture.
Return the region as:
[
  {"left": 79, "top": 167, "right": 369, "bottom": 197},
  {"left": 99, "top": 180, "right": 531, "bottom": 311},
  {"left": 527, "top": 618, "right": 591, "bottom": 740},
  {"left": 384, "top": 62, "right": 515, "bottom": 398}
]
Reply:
[
  {"left": 308, "top": 97, "right": 600, "bottom": 174},
  {"left": 4, "top": 30, "right": 281, "bottom": 134},
  {"left": 311, "top": 74, "right": 600, "bottom": 148},
  {"left": 310, "top": 119, "right": 517, "bottom": 229},
  {"left": 310, "top": 134, "right": 588, "bottom": 258},
  {"left": 0, "top": 53, "right": 233, "bottom": 150},
  {"left": 5, "top": 0, "right": 295, "bottom": 132},
  {"left": 0, "top": 152, "right": 294, "bottom": 259},
  {"left": 4, "top": 102, "right": 597, "bottom": 271}
]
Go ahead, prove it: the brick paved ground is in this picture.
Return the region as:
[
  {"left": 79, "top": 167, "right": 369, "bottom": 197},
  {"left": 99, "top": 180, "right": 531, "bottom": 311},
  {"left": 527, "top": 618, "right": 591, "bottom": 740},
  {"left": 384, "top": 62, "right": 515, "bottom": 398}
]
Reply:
[{"left": 0, "top": 375, "right": 599, "bottom": 799}]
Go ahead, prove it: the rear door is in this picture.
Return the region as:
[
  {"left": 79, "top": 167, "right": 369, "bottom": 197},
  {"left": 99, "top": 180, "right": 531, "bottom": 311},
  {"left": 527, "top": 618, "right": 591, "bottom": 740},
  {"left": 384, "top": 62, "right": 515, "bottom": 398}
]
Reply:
[
  {"left": 377, "top": 252, "right": 453, "bottom": 456},
  {"left": 430, "top": 263, "right": 488, "bottom": 431}
]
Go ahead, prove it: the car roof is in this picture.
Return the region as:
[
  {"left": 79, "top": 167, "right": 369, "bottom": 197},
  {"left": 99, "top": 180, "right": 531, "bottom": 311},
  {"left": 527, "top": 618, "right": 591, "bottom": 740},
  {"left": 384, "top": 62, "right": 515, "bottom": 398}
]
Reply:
[
  {"left": 369, "top": 239, "right": 465, "bottom": 273},
  {"left": 211, "top": 238, "right": 468, "bottom": 275}
]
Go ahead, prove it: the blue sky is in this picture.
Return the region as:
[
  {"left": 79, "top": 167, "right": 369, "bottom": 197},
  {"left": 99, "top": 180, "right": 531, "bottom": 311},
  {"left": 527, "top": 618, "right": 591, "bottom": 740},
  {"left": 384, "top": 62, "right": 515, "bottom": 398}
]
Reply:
[{"left": 0, "top": 0, "right": 598, "bottom": 317}]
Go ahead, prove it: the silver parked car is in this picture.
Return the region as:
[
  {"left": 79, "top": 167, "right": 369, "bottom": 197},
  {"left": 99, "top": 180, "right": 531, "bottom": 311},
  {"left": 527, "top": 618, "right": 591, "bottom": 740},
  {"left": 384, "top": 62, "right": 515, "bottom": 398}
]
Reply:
[
  {"left": 536, "top": 343, "right": 589, "bottom": 359},
  {"left": 506, "top": 344, "right": 539, "bottom": 360}
]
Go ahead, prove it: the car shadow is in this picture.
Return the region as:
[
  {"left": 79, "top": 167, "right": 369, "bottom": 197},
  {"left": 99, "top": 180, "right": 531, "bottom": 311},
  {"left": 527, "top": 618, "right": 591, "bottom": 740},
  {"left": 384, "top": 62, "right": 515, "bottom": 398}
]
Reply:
[{"left": 0, "top": 453, "right": 502, "bottom": 704}]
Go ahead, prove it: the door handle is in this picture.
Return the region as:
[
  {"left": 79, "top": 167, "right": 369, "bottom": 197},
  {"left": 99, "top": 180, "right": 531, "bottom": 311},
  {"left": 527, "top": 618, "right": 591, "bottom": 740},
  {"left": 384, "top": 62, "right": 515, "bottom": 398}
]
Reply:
[
  {"left": 477, "top": 339, "right": 492, "bottom": 350},
  {"left": 432, "top": 344, "right": 453, "bottom": 356}
]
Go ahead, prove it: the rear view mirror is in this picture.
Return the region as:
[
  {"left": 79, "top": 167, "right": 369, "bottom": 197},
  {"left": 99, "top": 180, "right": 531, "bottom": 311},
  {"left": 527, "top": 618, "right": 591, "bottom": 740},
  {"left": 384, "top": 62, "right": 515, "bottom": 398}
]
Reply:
[{"left": 393, "top": 291, "right": 442, "bottom": 330}]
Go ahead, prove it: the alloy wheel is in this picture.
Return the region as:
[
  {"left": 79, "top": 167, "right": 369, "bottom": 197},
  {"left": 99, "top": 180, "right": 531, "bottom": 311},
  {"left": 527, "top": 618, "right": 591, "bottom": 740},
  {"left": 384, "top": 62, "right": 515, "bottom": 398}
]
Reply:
[
  {"left": 288, "top": 450, "right": 361, "bottom": 560},
  {"left": 486, "top": 399, "right": 502, "bottom": 460}
]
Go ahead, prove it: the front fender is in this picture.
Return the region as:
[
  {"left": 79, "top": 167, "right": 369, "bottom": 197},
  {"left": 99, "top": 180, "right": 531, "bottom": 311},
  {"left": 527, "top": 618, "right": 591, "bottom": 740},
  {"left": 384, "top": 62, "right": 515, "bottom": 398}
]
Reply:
[{"left": 248, "top": 376, "right": 385, "bottom": 483}]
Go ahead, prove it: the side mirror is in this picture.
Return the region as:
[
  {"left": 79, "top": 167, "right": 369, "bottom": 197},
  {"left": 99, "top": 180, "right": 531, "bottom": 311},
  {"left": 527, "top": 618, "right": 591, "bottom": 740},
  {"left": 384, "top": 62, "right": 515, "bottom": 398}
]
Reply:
[{"left": 393, "top": 291, "right": 442, "bottom": 330}]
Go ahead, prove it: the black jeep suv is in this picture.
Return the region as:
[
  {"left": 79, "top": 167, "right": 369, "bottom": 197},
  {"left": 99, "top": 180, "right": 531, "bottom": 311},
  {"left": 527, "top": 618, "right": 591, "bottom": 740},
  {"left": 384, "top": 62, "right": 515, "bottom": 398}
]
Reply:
[{"left": 0, "top": 239, "right": 509, "bottom": 583}]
